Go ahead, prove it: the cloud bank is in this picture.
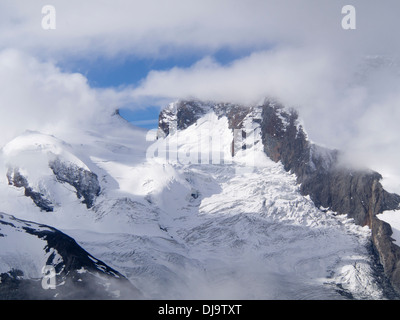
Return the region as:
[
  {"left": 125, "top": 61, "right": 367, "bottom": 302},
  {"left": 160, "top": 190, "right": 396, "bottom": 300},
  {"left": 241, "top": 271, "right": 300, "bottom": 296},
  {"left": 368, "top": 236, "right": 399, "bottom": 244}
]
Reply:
[
  {"left": 0, "top": 49, "right": 130, "bottom": 146},
  {"left": 1, "top": 0, "right": 398, "bottom": 59},
  {"left": 0, "top": 1, "right": 399, "bottom": 192},
  {"left": 130, "top": 49, "right": 400, "bottom": 193}
]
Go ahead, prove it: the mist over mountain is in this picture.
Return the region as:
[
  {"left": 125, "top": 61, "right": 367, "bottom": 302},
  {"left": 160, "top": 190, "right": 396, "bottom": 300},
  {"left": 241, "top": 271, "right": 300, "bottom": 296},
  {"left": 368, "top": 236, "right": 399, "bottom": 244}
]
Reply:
[
  {"left": 1, "top": 97, "right": 399, "bottom": 300},
  {"left": 1, "top": 1, "right": 400, "bottom": 302}
]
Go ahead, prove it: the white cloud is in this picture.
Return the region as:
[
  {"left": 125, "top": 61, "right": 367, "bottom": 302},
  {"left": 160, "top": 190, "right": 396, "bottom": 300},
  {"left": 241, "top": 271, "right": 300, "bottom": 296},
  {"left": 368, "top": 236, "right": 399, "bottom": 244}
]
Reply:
[
  {"left": 0, "top": 49, "right": 129, "bottom": 147},
  {"left": 130, "top": 47, "right": 400, "bottom": 193},
  {"left": 1, "top": 0, "right": 399, "bottom": 59},
  {"left": 131, "top": 47, "right": 335, "bottom": 106},
  {"left": 0, "top": 1, "right": 400, "bottom": 192},
  {"left": 130, "top": 46, "right": 355, "bottom": 142}
]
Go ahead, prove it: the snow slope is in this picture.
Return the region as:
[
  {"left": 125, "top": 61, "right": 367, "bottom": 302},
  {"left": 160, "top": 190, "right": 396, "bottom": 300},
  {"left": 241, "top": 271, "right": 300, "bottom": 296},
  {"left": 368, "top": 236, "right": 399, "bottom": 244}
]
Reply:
[
  {"left": 379, "top": 210, "right": 400, "bottom": 244},
  {"left": 0, "top": 103, "right": 390, "bottom": 299}
]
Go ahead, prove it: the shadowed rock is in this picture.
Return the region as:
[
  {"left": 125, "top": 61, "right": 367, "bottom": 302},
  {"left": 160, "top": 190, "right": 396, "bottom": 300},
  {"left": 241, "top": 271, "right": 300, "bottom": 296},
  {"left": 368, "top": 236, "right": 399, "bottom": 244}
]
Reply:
[
  {"left": 158, "top": 98, "right": 400, "bottom": 296},
  {"left": 49, "top": 158, "right": 101, "bottom": 209},
  {"left": 6, "top": 168, "right": 54, "bottom": 212},
  {"left": 258, "top": 99, "right": 400, "bottom": 295},
  {"left": 0, "top": 213, "right": 142, "bottom": 300}
]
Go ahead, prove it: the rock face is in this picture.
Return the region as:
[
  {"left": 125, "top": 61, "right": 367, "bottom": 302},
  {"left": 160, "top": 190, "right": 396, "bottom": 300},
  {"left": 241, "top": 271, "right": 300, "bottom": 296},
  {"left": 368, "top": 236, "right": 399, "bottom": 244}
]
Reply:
[
  {"left": 6, "top": 168, "right": 54, "bottom": 212},
  {"left": 259, "top": 100, "right": 400, "bottom": 224},
  {"left": 158, "top": 98, "right": 400, "bottom": 295},
  {"left": 49, "top": 158, "right": 101, "bottom": 209},
  {"left": 6, "top": 158, "right": 101, "bottom": 212},
  {"left": 371, "top": 217, "right": 400, "bottom": 293},
  {"left": 158, "top": 100, "right": 252, "bottom": 137},
  {"left": 158, "top": 100, "right": 210, "bottom": 137},
  {"left": 0, "top": 213, "right": 141, "bottom": 300},
  {"left": 259, "top": 99, "right": 400, "bottom": 295}
]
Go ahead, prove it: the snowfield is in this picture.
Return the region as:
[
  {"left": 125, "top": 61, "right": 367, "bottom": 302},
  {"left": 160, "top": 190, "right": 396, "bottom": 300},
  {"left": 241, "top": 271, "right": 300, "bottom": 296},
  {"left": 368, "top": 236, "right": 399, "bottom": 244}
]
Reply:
[{"left": 0, "top": 103, "right": 389, "bottom": 299}]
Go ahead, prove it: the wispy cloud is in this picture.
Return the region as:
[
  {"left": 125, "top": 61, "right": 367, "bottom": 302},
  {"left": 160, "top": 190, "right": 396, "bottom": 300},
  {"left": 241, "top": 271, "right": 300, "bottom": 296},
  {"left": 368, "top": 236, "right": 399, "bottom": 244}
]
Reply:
[{"left": 0, "top": 1, "right": 399, "bottom": 192}]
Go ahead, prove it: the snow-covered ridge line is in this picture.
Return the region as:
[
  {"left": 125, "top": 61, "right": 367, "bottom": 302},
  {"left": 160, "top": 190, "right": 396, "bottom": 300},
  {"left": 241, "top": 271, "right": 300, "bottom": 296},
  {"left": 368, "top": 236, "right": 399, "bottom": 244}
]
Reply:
[
  {"left": 2, "top": 132, "right": 101, "bottom": 212},
  {"left": 0, "top": 97, "right": 399, "bottom": 299},
  {"left": 157, "top": 98, "right": 400, "bottom": 296}
]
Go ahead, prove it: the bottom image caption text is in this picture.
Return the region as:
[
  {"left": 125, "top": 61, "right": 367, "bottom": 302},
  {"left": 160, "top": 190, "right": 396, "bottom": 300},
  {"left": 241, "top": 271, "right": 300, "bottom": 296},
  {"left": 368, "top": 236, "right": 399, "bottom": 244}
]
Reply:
[{"left": 157, "top": 304, "right": 242, "bottom": 317}]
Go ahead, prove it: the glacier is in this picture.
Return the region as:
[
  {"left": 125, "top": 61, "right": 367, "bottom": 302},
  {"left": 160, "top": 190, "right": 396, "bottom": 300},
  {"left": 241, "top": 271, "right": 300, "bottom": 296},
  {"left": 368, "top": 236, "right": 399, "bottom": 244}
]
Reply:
[{"left": 0, "top": 100, "right": 396, "bottom": 299}]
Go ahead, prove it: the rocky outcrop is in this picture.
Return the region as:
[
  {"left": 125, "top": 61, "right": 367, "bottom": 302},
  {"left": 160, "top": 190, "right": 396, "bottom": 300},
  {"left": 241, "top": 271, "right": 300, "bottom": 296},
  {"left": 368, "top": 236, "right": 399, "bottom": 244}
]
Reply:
[
  {"left": 0, "top": 213, "right": 141, "bottom": 300},
  {"left": 158, "top": 100, "right": 211, "bottom": 137},
  {"left": 158, "top": 98, "right": 400, "bottom": 296},
  {"left": 49, "top": 158, "right": 101, "bottom": 209},
  {"left": 371, "top": 217, "right": 400, "bottom": 293},
  {"left": 260, "top": 101, "right": 311, "bottom": 180},
  {"left": 258, "top": 99, "right": 400, "bottom": 295},
  {"left": 6, "top": 159, "right": 101, "bottom": 211},
  {"left": 158, "top": 100, "right": 252, "bottom": 137},
  {"left": 6, "top": 168, "right": 54, "bottom": 212}
]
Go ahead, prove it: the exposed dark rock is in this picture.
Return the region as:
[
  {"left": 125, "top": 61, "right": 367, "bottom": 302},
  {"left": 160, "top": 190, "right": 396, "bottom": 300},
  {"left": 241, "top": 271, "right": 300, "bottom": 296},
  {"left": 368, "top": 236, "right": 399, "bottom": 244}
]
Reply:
[
  {"left": 0, "top": 267, "right": 139, "bottom": 300},
  {"left": 176, "top": 101, "right": 209, "bottom": 131},
  {"left": 257, "top": 99, "right": 400, "bottom": 225},
  {"left": 213, "top": 102, "right": 251, "bottom": 129},
  {"left": 260, "top": 101, "right": 311, "bottom": 179},
  {"left": 157, "top": 98, "right": 400, "bottom": 296},
  {"left": 49, "top": 158, "right": 101, "bottom": 209},
  {"left": 370, "top": 217, "right": 400, "bottom": 295},
  {"left": 6, "top": 168, "right": 54, "bottom": 212},
  {"left": 0, "top": 213, "right": 142, "bottom": 300},
  {"left": 158, "top": 100, "right": 210, "bottom": 137},
  {"left": 158, "top": 100, "right": 252, "bottom": 138},
  {"left": 6, "top": 159, "right": 101, "bottom": 211},
  {"left": 257, "top": 99, "right": 400, "bottom": 295},
  {"left": 23, "top": 226, "right": 117, "bottom": 276}
]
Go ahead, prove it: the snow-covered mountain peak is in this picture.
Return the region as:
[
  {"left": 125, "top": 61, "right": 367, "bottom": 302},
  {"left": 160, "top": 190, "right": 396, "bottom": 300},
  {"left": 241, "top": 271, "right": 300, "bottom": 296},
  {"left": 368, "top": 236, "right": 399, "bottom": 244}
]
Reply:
[
  {"left": 0, "top": 130, "right": 101, "bottom": 216},
  {"left": 2, "top": 131, "right": 90, "bottom": 171},
  {"left": 1, "top": 98, "right": 400, "bottom": 300}
]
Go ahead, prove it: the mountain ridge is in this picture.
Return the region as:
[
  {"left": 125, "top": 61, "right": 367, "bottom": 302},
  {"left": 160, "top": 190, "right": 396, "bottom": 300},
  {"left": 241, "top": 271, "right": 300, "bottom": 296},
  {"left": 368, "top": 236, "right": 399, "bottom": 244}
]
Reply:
[
  {"left": 158, "top": 98, "right": 400, "bottom": 295},
  {"left": 0, "top": 97, "right": 399, "bottom": 299}
]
